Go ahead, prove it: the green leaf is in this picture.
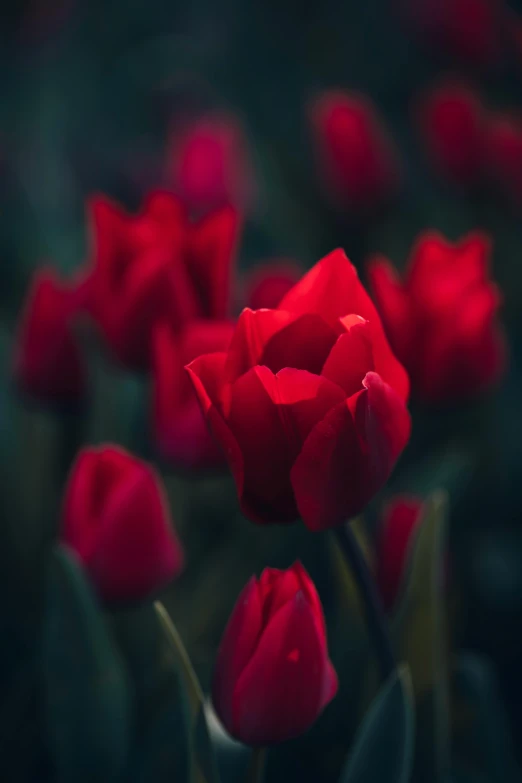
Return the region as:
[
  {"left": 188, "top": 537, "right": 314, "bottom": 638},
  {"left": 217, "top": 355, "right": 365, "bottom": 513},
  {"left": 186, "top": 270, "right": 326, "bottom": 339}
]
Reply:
[
  {"left": 340, "top": 665, "right": 414, "bottom": 783},
  {"left": 154, "top": 601, "right": 220, "bottom": 783},
  {"left": 391, "top": 491, "right": 451, "bottom": 783},
  {"left": 452, "top": 653, "right": 521, "bottom": 783},
  {"left": 109, "top": 603, "right": 192, "bottom": 783},
  {"left": 43, "top": 545, "right": 131, "bottom": 783},
  {"left": 130, "top": 682, "right": 191, "bottom": 783}
]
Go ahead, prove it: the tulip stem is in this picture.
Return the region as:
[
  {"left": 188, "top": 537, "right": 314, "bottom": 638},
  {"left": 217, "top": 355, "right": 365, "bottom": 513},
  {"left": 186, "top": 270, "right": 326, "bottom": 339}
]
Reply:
[
  {"left": 246, "top": 747, "right": 266, "bottom": 783},
  {"left": 334, "top": 523, "right": 395, "bottom": 680}
]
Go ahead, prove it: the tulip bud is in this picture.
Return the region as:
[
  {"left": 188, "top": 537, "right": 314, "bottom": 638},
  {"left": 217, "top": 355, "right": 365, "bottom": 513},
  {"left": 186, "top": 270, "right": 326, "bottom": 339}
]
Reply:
[
  {"left": 485, "top": 114, "right": 522, "bottom": 208},
  {"left": 376, "top": 496, "right": 424, "bottom": 611},
  {"left": 242, "top": 261, "right": 302, "bottom": 311},
  {"left": 61, "top": 445, "right": 184, "bottom": 603},
  {"left": 310, "top": 91, "right": 400, "bottom": 213},
  {"left": 13, "top": 268, "right": 85, "bottom": 405},
  {"left": 168, "top": 113, "right": 255, "bottom": 214},
  {"left": 213, "top": 562, "right": 337, "bottom": 746},
  {"left": 418, "top": 81, "right": 485, "bottom": 186}
]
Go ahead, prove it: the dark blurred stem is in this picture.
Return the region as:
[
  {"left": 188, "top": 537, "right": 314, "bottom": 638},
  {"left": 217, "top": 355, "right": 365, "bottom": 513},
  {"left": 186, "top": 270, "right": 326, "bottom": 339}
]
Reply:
[
  {"left": 246, "top": 747, "right": 266, "bottom": 783},
  {"left": 333, "top": 523, "right": 395, "bottom": 680}
]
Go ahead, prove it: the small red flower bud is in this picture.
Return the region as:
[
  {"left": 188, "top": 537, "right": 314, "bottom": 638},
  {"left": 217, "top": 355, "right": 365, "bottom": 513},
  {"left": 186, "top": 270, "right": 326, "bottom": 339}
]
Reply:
[
  {"left": 376, "top": 496, "right": 424, "bottom": 611},
  {"left": 13, "top": 268, "right": 85, "bottom": 405},
  {"left": 61, "top": 445, "right": 184, "bottom": 604},
  {"left": 310, "top": 91, "right": 400, "bottom": 213},
  {"left": 213, "top": 562, "right": 338, "bottom": 746}
]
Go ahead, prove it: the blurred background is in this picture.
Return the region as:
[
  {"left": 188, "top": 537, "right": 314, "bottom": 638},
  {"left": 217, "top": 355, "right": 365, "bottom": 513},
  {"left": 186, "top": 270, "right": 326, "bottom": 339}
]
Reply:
[{"left": 2, "top": 1, "right": 522, "bottom": 781}]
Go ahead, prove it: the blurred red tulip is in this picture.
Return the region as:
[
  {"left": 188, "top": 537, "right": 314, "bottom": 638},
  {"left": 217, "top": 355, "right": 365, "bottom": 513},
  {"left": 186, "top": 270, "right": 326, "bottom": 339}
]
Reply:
[
  {"left": 485, "top": 113, "right": 522, "bottom": 207},
  {"left": 418, "top": 81, "right": 485, "bottom": 185},
  {"left": 168, "top": 113, "right": 255, "bottom": 214},
  {"left": 86, "top": 191, "right": 240, "bottom": 370},
  {"left": 152, "top": 319, "right": 234, "bottom": 470},
  {"left": 187, "top": 249, "right": 410, "bottom": 530},
  {"left": 310, "top": 91, "right": 401, "bottom": 213},
  {"left": 13, "top": 268, "right": 85, "bottom": 405},
  {"left": 368, "top": 232, "right": 507, "bottom": 402},
  {"left": 376, "top": 496, "right": 424, "bottom": 611},
  {"left": 62, "top": 445, "right": 183, "bottom": 603},
  {"left": 243, "top": 261, "right": 302, "bottom": 311},
  {"left": 404, "top": 0, "right": 502, "bottom": 69},
  {"left": 213, "top": 562, "right": 337, "bottom": 745}
]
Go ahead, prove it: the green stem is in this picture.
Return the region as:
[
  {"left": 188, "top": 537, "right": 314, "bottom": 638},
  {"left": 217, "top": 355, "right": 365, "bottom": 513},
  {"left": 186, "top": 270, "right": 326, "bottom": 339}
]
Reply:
[
  {"left": 246, "top": 747, "right": 266, "bottom": 783},
  {"left": 334, "top": 523, "right": 395, "bottom": 680}
]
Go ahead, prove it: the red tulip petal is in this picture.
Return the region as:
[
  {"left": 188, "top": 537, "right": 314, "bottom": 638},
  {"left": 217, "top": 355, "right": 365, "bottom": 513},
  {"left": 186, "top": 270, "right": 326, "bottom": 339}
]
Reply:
[
  {"left": 144, "top": 190, "right": 186, "bottom": 226},
  {"left": 377, "top": 497, "right": 424, "bottom": 611},
  {"left": 92, "top": 465, "right": 183, "bottom": 603},
  {"left": 367, "top": 257, "right": 413, "bottom": 363},
  {"left": 188, "top": 205, "right": 241, "bottom": 319},
  {"left": 281, "top": 250, "right": 409, "bottom": 400},
  {"left": 321, "top": 316, "right": 374, "bottom": 396},
  {"left": 186, "top": 353, "right": 246, "bottom": 492},
  {"left": 260, "top": 313, "right": 339, "bottom": 375},
  {"left": 14, "top": 269, "right": 85, "bottom": 402},
  {"left": 291, "top": 560, "right": 327, "bottom": 638},
  {"left": 232, "top": 592, "right": 332, "bottom": 745},
  {"left": 321, "top": 661, "right": 339, "bottom": 710},
  {"left": 213, "top": 577, "right": 263, "bottom": 733},
  {"left": 279, "top": 249, "right": 360, "bottom": 326},
  {"left": 258, "top": 566, "right": 301, "bottom": 621},
  {"left": 87, "top": 194, "right": 127, "bottom": 271},
  {"left": 292, "top": 372, "right": 410, "bottom": 531},
  {"left": 291, "top": 400, "right": 363, "bottom": 531},
  {"left": 223, "top": 308, "right": 298, "bottom": 385},
  {"left": 352, "top": 371, "right": 411, "bottom": 491},
  {"left": 227, "top": 366, "right": 346, "bottom": 524}
]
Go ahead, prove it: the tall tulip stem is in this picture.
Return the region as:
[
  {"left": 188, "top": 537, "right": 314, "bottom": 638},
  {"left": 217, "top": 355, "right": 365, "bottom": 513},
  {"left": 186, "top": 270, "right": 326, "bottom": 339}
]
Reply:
[
  {"left": 246, "top": 747, "right": 266, "bottom": 783},
  {"left": 334, "top": 522, "right": 395, "bottom": 680}
]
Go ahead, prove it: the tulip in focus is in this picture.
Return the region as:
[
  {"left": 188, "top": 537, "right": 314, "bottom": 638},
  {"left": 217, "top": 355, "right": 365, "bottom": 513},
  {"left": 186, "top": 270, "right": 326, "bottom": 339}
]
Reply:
[
  {"left": 152, "top": 319, "right": 234, "bottom": 470},
  {"left": 187, "top": 249, "right": 410, "bottom": 530},
  {"left": 367, "top": 231, "right": 507, "bottom": 402},
  {"left": 61, "top": 445, "right": 184, "bottom": 603},
  {"left": 376, "top": 496, "right": 424, "bottom": 611},
  {"left": 213, "top": 562, "right": 337, "bottom": 745},
  {"left": 168, "top": 113, "right": 255, "bottom": 214},
  {"left": 14, "top": 268, "right": 85, "bottom": 405},
  {"left": 86, "top": 191, "right": 240, "bottom": 370},
  {"left": 418, "top": 81, "right": 485, "bottom": 186},
  {"left": 310, "top": 91, "right": 400, "bottom": 213},
  {"left": 243, "top": 260, "right": 302, "bottom": 311}
]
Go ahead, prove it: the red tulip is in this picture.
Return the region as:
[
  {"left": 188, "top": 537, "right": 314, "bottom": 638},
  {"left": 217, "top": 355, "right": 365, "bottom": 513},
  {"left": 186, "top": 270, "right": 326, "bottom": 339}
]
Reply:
[
  {"left": 376, "top": 496, "right": 424, "bottom": 611},
  {"left": 418, "top": 81, "right": 485, "bottom": 185},
  {"left": 243, "top": 261, "right": 302, "bottom": 311},
  {"left": 404, "top": 0, "right": 502, "bottom": 69},
  {"left": 213, "top": 562, "right": 337, "bottom": 745},
  {"left": 87, "top": 190, "right": 240, "bottom": 370},
  {"left": 13, "top": 268, "right": 85, "bottom": 404},
  {"left": 310, "top": 91, "right": 400, "bottom": 213},
  {"left": 152, "top": 319, "right": 234, "bottom": 470},
  {"left": 61, "top": 445, "right": 183, "bottom": 603},
  {"left": 485, "top": 113, "right": 522, "bottom": 207},
  {"left": 186, "top": 249, "right": 410, "bottom": 530},
  {"left": 168, "top": 113, "right": 255, "bottom": 214},
  {"left": 367, "top": 232, "right": 507, "bottom": 402}
]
